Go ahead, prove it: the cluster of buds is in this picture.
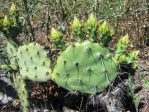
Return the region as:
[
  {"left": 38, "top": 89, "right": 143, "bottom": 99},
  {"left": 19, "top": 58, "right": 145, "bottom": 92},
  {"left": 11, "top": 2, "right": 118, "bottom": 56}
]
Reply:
[
  {"left": 2, "top": 3, "right": 18, "bottom": 28},
  {"left": 48, "top": 13, "right": 139, "bottom": 65},
  {"left": 71, "top": 13, "right": 114, "bottom": 46},
  {"left": 115, "top": 35, "right": 139, "bottom": 64}
]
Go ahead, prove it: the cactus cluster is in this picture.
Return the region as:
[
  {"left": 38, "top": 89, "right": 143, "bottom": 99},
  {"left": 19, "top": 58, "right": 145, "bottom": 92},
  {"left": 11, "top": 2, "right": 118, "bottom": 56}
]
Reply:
[
  {"left": 0, "top": 4, "right": 139, "bottom": 111},
  {"left": 17, "top": 43, "right": 51, "bottom": 82}
]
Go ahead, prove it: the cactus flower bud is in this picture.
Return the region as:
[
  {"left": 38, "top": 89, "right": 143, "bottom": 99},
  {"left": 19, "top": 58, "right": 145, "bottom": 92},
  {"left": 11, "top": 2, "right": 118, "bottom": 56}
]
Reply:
[
  {"left": 86, "top": 13, "right": 98, "bottom": 40},
  {"left": 115, "top": 54, "right": 127, "bottom": 63},
  {"left": 126, "top": 50, "right": 140, "bottom": 63},
  {"left": 72, "top": 17, "right": 83, "bottom": 42},
  {"left": 72, "top": 17, "right": 82, "bottom": 30},
  {"left": 50, "top": 28, "right": 63, "bottom": 42},
  {"left": 50, "top": 28, "right": 65, "bottom": 49},
  {"left": 10, "top": 3, "right": 17, "bottom": 15},
  {"left": 130, "top": 50, "right": 139, "bottom": 58},
  {"left": 115, "top": 34, "right": 130, "bottom": 54},
  {"left": 119, "top": 34, "right": 129, "bottom": 46},
  {"left": 87, "top": 13, "right": 97, "bottom": 27},
  {"left": 98, "top": 21, "right": 114, "bottom": 46},
  {"left": 3, "top": 15, "right": 11, "bottom": 28},
  {"left": 99, "top": 20, "right": 113, "bottom": 35}
]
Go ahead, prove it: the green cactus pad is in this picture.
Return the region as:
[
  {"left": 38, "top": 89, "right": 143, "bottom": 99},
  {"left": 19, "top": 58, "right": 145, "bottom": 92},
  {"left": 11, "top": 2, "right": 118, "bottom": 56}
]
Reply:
[
  {"left": 7, "top": 42, "right": 18, "bottom": 70},
  {"left": 17, "top": 43, "right": 51, "bottom": 82},
  {"left": 52, "top": 41, "right": 117, "bottom": 94},
  {"left": 13, "top": 75, "right": 29, "bottom": 112}
]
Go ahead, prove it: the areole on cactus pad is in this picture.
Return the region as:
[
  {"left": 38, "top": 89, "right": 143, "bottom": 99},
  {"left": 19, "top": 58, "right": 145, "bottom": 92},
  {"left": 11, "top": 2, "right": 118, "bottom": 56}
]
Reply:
[{"left": 52, "top": 41, "right": 117, "bottom": 94}]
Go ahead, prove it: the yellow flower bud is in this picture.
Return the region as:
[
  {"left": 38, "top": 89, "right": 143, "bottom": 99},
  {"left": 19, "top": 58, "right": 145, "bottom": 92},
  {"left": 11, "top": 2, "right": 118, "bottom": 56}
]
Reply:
[
  {"left": 3, "top": 15, "right": 11, "bottom": 28},
  {"left": 99, "top": 20, "right": 114, "bottom": 35},
  {"left": 72, "top": 17, "right": 81, "bottom": 30},
  {"left": 50, "top": 28, "right": 63, "bottom": 42},
  {"left": 115, "top": 54, "right": 127, "bottom": 63},
  {"left": 129, "top": 50, "right": 140, "bottom": 59},
  {"left": 118, "top": 34, "right": 129, "bottom": 46},
  {"left": 87, "top": 13, "right": 97, "bottom": 27},
  {"left": 10, "top": 3, "right": 17, "bottom": 15}
]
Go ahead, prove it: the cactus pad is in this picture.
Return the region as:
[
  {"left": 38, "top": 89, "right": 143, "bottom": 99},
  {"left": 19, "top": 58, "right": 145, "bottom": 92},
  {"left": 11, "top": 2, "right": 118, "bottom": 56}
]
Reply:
[
  {"left": 7, "top": 42, "right": 18, "bottom": 70},
  {"left": 17, "top": 43, "right": 51, "bottom": 82},
  {"left": 52, "top": 41, "right": 117, "bottom": 94},
  {"left": 13, "top": 75, "right": 29, "bottom": 112}
]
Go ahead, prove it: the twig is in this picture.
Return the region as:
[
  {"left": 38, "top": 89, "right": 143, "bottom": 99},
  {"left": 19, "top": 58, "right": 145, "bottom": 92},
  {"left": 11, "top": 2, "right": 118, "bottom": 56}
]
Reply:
[{"left": 45, "top": 0, "right": 51, "bottom": 37}]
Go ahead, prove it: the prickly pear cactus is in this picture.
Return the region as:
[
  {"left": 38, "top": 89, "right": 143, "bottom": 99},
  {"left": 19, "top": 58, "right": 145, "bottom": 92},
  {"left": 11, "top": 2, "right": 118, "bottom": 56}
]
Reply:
[
  {"left": 13, "top": 75, "right": 29, "bottom": 112},
  {"left": 6, "top": 42, "right": 18, "bottom": 70},
  {"left": 17, "top": 43, "right": 51, "bottom": 82},
  {"left": 52, "top": 41, "right": 117, "bottom": 94}
]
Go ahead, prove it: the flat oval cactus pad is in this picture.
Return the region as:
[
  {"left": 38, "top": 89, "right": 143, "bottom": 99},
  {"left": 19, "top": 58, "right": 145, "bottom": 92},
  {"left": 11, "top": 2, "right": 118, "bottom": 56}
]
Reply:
[
  {"left": 17, "top": 43, "right": 51, "bottom": 82},
  {"left": 52, "top": 41, "right": 117, "bottom": 94}
]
